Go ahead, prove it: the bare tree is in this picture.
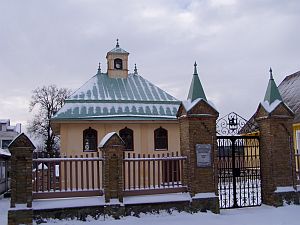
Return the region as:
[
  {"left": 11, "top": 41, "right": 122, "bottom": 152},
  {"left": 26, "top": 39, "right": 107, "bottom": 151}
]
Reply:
[{"left": 28, "top": 85, "right": 71, "bottom": 157}]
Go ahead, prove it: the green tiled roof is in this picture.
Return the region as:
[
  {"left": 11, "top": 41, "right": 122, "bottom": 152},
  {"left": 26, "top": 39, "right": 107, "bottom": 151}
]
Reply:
[
  {"left": 264, "top": 68, "right": 283, "bottom": 104},
  {"left": 53, "top": 73, "right": 180, "bottom": 121}
]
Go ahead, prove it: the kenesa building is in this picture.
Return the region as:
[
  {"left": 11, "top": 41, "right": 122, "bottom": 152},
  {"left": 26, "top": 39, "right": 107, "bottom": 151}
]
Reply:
[
  {"left": 8, "top": 41, "right": 300, "bottom": 224},
  {"left": 52, "top": 41, "right": 204, "bottom": 157}
]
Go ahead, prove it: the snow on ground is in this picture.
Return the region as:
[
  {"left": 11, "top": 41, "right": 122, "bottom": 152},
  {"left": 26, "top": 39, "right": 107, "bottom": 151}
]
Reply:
[
  {"left": 1, "top": 195, "right": 300, "bottom": 225},
  {"left": 37, "top": 204, "right": 300, "bottom": 225},
  {"left": 0, "top": 196, "right": 9, "bottom": 225}
]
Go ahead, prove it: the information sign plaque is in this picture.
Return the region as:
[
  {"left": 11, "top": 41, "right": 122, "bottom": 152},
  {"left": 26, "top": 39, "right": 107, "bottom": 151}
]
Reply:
[{"left": 195, "top": 144, "right": 211, "bottom": 167}]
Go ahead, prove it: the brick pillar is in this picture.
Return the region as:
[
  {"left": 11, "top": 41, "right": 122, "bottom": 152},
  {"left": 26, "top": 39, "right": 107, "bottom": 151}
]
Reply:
[
  {"left": 99, "top": 132, "right": 125, "bottom": 203},
  {"left": 255, "top": 102, "right": 298, "bottom": 206},
  {"left": 177, "top": 99, "right": 219, "bottom": 213},
  {"left": 8, "top": 133, "right": 35, "bottom": 225}
]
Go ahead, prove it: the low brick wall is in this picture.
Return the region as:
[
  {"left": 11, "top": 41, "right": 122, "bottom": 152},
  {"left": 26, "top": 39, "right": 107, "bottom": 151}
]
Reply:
[
  {"left": 33, "top": 198, "right": 219, "bottom": 223},
  {"left": 272, "top": 191, "right": 300, "bottom": 206},
  {"left": 8, "top": 209, "right": 33, "bottom": 225}
]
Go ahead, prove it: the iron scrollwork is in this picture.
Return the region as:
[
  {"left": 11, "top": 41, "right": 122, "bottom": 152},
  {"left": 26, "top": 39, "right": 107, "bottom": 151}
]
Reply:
[{"left": 216, "top": 112, "right": 258, "bottom": 136}]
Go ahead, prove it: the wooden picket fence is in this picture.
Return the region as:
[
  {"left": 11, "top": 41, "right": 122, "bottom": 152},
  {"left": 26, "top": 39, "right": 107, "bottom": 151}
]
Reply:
[
  {"left": 123, "top": 152, "right": 187, "bottom": 196},
  {"left": 32, "top": 151, "right": 187, "bottom": 199},
  {"left": 32, "top": 152, "right": 104, "bottom": 199}
]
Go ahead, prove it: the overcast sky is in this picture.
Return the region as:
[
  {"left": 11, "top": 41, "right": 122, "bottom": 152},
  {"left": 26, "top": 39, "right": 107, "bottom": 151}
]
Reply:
[{"left": 1, "top": 0, "right": 300, "bottom": 131}]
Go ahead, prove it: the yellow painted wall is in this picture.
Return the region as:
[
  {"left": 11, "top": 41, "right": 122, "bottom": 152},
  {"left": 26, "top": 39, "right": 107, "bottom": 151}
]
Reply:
[
  {"left": 293, "top": 123, "right": 300, "bottom": 153},
  {"left": 293, "top": 123, "right": 300, "bottom": 175},
  {"left": 59, "top": 121, "right": 180, "bottom": 156}
]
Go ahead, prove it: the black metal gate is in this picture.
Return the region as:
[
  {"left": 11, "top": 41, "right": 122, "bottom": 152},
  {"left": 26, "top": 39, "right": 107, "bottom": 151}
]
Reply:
[{"left": 217, "top": 112, "right": 261, "bottom": 209}]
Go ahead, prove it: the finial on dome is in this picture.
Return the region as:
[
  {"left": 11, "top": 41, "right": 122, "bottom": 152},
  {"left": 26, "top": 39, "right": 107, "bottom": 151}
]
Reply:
[
  {"left": 116, "top": 38, "right": 119, "bottom": 48},
  {"left": 134, "top": 64, "right": 138, "bottom": 75}
]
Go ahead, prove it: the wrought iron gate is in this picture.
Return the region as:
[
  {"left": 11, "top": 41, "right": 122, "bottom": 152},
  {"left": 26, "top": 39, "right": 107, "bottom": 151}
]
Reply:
[{"left": 217, "top": 112, "right": 261, "bottom": 209}]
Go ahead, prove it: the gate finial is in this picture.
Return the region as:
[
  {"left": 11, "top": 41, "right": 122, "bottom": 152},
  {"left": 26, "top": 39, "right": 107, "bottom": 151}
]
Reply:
[
  {"left": 194, "top": 61, "right": 198, "bottom": 75},
  {"left": 269, "top": 67, "right": 273, "bottom": 79}
]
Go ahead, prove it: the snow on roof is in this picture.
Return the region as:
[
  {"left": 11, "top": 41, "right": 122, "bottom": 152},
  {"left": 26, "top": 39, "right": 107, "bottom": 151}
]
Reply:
[
  {"left": 108, "top": 46, "right": 129, "bottom": 54},
  {"left": 98, "top": 132, "right": 117, "bottom": 148},
  {"left": 53, "top": 102, "right": 179, "bottom": 120},
  {"left": 182, "top": 98, "right": 218, "bottom": 112},
  {"left": 69, "top": 73, "right": 178, "bottom": 102},
  {"left": 0, "top": 119, "right": 9, "bottom": 124},
  {"left": 0, "top": 148, "right": 11, "bottom": 157},
  {"left": 53, "top": 73, "right": 180, "bottom": 121},
  {"left": 260, "top": 100, "right": 282, "bottom": 113},
  {"left": 7, "top": 126, "right": 15, "bottom": 131},
  {"left": 260, "top": 99, "right": 293, "bottom": 114}
]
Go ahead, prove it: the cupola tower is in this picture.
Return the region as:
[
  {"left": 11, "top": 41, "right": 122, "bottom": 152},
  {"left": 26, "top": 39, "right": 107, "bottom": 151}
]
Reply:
[{"left": 106, "top": 39, "right": 129, "bottom": 78}]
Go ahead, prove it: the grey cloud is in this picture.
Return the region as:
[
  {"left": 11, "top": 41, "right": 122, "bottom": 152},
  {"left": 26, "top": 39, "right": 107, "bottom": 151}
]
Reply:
[{"left": 0, "top": 0, "right": 299, "bottom": 126}]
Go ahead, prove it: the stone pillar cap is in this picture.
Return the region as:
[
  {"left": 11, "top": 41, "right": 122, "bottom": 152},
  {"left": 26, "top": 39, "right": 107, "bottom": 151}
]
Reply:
[
  {"left": 98, "top": 132, "right": 125, "bottom": 148},
  {"left": 8, "top": 133, "right": 36, "bottom": 150}
]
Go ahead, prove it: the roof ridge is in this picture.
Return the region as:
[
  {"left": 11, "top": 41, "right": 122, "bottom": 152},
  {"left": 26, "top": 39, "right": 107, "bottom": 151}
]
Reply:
[{"left": 279, "top": 70, "right": 300, "bottom": 86}]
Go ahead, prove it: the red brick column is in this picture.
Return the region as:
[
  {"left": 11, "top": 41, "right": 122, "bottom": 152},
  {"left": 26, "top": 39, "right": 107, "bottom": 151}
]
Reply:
[
  {"left": 8, "top": 133, "right": 35, "bottom": 225},
  {"left": 255, "top": 102, "right": 298, "bottom": 206},
  {"left": 99, "top": 132, "right": 125, "bottom": 203},
  {"left": 177, "top": 99, "right": 219, "bottom": 213}
]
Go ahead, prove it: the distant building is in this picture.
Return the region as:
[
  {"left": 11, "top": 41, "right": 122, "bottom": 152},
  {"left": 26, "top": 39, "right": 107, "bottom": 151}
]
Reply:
[
  {"left": 0, "top": 119, "right": 21, "bottom": 149},
  {"left": 0, "top": 119, "right": 21, "bottom": 194},
  {"left": 0, "top": 147, "right": 11, "bottom": 194}
]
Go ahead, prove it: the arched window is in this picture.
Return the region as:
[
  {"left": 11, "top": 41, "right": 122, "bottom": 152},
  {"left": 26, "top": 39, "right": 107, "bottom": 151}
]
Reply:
[
  {"left": 154, "top": 127, "right": 168, "bottom": 150},
  {"left": 114, "top": 58, "right": 123, "bottom": 70},
  {"left": 83, "top": 127, "right": 97, "bottom": 152},
  {"left": 119, "top": 127, "right": 134, "bottom": 151}
]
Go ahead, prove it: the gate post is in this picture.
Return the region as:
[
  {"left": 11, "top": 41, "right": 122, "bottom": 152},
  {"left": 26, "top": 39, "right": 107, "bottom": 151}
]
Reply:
[
  {"left": 254, "top": 70, "right": 298, "bottom": 206},
  {"left": 255, "top": 102, "right": 297, "bottom": 206},
  {"left": 99, "top": 132, "right": 125, "bottom": 203},
  {"left": 177, "top": 99, "right": 219, "bottom": 213},
  {"left": 7, "top": 133, "right": 35, "bottom": 225}
]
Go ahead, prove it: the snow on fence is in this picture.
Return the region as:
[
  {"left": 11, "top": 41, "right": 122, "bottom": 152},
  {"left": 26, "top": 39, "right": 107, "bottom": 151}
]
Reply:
[
  {"left": 32, "top": 152, "right": 104, "bottom": 199},
  {"left": 123, "top": 152, "right": 187, "bottom": 196}
]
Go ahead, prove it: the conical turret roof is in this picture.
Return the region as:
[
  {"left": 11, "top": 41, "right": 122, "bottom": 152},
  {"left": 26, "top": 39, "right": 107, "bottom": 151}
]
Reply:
[
  {"left": 264, "top": 68, "right": 283, "bottom": 104},
  {"left": 187, "top": 62, "right": 207, "bottom": 102}
]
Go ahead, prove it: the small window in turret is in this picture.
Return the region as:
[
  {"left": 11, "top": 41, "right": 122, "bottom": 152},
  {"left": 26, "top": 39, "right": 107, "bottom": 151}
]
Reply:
[{"left": 114, "top": 58, "right": 123, "bottom": 70}]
